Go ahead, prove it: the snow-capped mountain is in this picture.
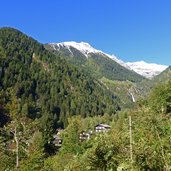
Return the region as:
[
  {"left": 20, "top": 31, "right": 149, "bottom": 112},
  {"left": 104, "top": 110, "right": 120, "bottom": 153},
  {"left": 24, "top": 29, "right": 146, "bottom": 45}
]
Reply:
[
  {"left": 50, "top": 41, "right": 100, "bottom": 57},
  {"left": 126, "top": 61, "right": 168, "bottom": 79},
  {"left": 49, "top": 41, "right": 145, "bottom": 82},
  {"left": 50, "top": 41, "right": 131, "bottom": 68},
  {"left": 49, "top": 41, "right": 168, "bottom": 79}
]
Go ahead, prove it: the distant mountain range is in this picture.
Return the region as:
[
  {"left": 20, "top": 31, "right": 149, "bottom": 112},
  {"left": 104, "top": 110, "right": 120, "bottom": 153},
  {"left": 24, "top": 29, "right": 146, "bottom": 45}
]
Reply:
[
  {"left": 47, "top": 41, "right": 168, "bottom": 79},
  {"left": 126, "top": 61, "right": 168, "bottom": 79}
]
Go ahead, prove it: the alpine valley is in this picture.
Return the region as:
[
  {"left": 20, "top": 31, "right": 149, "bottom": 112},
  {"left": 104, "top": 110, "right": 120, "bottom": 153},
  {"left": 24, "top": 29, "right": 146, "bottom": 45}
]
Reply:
[
  {"left": 0, "top": 27, "right": 171, "bottom": 170},
  {"left": 46, "top": 41, "right": 169, "bottom": 106}
]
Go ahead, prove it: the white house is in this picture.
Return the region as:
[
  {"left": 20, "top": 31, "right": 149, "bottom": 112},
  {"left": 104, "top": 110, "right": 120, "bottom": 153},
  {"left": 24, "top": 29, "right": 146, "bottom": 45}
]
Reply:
[{"left": 95, "top": 124, "right": 111, "bottom": 133}]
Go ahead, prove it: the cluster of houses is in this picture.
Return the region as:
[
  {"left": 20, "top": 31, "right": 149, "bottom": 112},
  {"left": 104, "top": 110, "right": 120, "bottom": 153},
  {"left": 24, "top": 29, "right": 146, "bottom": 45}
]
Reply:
[
  {"left": 79, "top": 124, "right": 111, "bottom": 142},
  {"left": 53, "top": 123, "right": 111, "bottom": 147}
]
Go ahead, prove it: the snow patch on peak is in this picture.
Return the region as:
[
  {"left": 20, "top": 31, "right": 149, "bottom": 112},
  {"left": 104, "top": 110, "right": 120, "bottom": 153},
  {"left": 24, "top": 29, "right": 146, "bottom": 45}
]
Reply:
[
  {"left": 50, "top": 41, "right": 132, "bottom": 68},
  {"left": 50, "top": 41, "right": 100, "bottom": 57},
  {"left": 50, "top": 41, "right": 134, "bottom": 70},
  {"left": 126, "top": 61, "right": 168, "bottom": 79}
]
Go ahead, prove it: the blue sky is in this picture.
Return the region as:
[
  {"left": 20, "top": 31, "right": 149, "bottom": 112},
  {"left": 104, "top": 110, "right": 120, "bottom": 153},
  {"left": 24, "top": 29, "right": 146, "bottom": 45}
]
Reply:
[{"left": 0, "top": 0, "right": 171, "bottom": 65}]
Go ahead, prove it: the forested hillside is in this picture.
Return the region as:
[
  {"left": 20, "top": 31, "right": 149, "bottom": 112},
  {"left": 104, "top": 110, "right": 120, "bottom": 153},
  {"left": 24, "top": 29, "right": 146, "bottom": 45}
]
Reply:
[
  {"left": 0, "top": 27, "right": 121, "bottom": 169},
  {"left": 0, "top": 77, "right": 167, "bottom": 170},
  {"left": 43, "top": 79, "right": 171, "bottom": 171},
  {"left": 136, "top": 66, "right": 171, "bottom": 98},
  {"left": 46, "top": 43, "right": 147, "bottom": 107},
  {"left": 0, "top": 27, "right": 120, "bottom": 125}
]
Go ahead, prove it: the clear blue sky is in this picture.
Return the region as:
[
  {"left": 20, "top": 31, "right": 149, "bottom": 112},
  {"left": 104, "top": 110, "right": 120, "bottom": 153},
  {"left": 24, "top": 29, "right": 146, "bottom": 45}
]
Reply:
[{"left": 0, "top": 0, "right": 171, "bottom": 65}]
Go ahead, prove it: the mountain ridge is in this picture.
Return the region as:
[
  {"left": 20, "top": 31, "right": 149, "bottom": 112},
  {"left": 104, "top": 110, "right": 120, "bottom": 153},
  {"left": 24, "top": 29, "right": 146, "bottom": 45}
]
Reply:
[
  {"left": 49, "top": 41, "right": 168, "bottom": 79},
  {"left": 49, "top": 41, "right": 131, "bottom": 69},
  {"left": 47, "top": 42, "right": 145, "bottom": 82}
]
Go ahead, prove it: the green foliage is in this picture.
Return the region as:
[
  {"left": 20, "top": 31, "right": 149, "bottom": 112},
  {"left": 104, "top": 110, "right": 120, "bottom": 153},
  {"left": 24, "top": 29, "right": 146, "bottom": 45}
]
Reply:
[
  {"left": 44, "top": 79, "right": 171, "bottom": 170},
  {"left": 100, "top": 77, "right": 139, "bottom": 108},
  {"left": 20, "top": 131, "right": 45, "bottom": 171},
  {"left": 0, "top": 151, "right": 15, "bottom": 171},
  {"left": 0, "top": 91, "right": 9, "bottom": 127},
  {"left": 86, "top": 134, "right": 119, "bottom": 171},
  {"left": 0, "top": 133, "right": 16, "bottom": 170},
  {"left": 149, "top": 80, "right": 171, "bottom": 114},
  {"left": 61, "top": 116, "right": 83, "bottom": 154},
  {"left": 86, "top": 53, "right": 144, "bottom": 82}
]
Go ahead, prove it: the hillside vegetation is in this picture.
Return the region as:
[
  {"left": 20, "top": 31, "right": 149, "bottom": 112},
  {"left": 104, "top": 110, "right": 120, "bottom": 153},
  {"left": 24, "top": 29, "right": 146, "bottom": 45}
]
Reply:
[
  {"left": 46, "top": 43, "right": 148, "bottom": 107},
  {"left": 44, "top": 79, "right": 171, "bottom": 171},
  {"left": 136, "top": 66, "right": 171, "bottom": 98},
  {"left": 0, "top": 27, "right": 120, "bottom": 125},
  {"left": 1, "top": 78, "right": 170, "bottom": 170}
]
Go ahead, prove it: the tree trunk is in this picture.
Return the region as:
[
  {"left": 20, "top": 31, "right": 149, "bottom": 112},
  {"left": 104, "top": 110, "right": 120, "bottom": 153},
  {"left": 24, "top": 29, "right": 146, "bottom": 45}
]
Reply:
[
  {"left": 14, "top": 126, "right": 19, "bottom": 169},
  {"left": 129, "top": 115, "right": 133, "bottom": 168}
]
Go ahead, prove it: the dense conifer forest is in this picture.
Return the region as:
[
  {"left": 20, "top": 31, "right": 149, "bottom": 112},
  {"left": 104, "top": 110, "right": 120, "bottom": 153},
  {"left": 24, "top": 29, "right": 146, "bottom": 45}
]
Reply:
[{"left": 0, "top": 27, "right": 120, "bottom": 124}]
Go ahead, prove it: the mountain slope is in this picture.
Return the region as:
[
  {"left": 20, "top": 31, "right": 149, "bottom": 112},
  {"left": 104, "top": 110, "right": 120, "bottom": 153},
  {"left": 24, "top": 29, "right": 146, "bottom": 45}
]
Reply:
[
  {"left": 136, "top": 66, "right": 171, "bottom": 98},
  {"left": 46, "top": 41, "right": 171, "bottom": 106},
  {"left": 0, "top": 27, "right": 121, "bottom": 127},
  {"left": 152, "top": 66, "right": 171, "bottom": 83},
  {"left": 147, "top": 66, "right": 171, "bottom": 89},
  {"left": 47, "top": 42, "right": 145, "bottom": 82}
]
